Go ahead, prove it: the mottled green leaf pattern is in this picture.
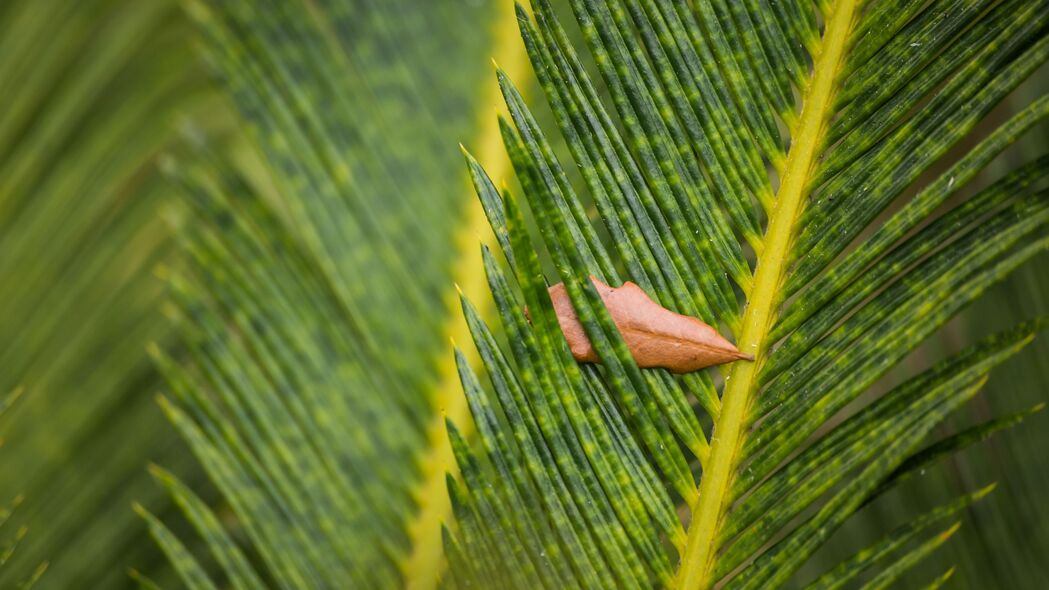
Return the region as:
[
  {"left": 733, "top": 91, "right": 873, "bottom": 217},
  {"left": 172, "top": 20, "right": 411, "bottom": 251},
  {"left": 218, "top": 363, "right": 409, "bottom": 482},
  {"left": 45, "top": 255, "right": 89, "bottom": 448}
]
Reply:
[
  {"left": 144, "top": 0, "right": 504, "bottom": 588},
  {"left": 445, "top": 0, "right": 1049, "bottom": 588}
]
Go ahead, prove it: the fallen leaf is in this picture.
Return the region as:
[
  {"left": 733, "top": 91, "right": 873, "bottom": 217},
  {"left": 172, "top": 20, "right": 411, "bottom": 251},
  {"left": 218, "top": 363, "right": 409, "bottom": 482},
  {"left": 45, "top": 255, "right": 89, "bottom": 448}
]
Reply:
[{"left": 548, "top": 277, "right": 751, "bottom": 373}]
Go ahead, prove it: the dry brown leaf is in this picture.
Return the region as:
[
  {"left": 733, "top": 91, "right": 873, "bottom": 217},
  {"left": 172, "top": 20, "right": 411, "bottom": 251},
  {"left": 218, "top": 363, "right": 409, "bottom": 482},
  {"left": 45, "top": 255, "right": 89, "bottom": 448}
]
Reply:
[{"left": 548, "top": 277, "right": 752, "bottom": 374}]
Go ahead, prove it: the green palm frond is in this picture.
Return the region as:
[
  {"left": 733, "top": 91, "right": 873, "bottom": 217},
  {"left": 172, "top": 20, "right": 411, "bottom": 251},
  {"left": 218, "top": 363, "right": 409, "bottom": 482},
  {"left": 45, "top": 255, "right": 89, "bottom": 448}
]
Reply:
[
  {"left": 0, "top": 0, "right": 212, "bottom": 586},
  {"left": 141, "top": 0, "right": 529, "bottom": 587},
  {"left": 444, "top": 0, "right": 1049, "bottom": 588}
]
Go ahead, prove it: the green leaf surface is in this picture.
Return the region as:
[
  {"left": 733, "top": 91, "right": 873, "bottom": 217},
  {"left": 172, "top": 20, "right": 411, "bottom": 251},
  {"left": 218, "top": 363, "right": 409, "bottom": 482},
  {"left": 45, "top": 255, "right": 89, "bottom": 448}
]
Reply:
[
  {"left": 0, "top": 0, "right": 211, "bottom": 586},
  {"left": 145, "top": 0, "right": 531, "bottom": 588},
  {"left": 444, "top": 0, "right": 1049, "bottom": 588}
]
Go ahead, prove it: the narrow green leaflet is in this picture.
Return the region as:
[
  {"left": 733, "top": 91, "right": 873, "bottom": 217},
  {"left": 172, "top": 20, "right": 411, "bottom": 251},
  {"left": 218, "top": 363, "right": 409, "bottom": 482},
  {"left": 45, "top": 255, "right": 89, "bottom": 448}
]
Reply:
[{"left": 805, "top": 486, "right": 993, "bottom": 590}]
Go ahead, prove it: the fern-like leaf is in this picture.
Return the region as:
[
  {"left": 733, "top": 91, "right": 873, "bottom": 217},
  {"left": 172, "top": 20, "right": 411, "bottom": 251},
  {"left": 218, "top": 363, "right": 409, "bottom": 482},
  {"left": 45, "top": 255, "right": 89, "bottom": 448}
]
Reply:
[
  {"left": 143, "top": 0, "right": 528, "bottom": 587},
  {"left": 447, "top": 0, "right": 1049, "bottom": 587}
]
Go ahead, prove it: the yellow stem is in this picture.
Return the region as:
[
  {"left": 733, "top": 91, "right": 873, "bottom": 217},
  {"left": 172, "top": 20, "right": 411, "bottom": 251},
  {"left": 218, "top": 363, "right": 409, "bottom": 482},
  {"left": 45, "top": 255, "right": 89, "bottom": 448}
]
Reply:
[
  {"left": 400, "top": 4, "right": 529, "bottom": 588},
  {"left": 673, "top": 2, "right": 858, "bottom": 587}
]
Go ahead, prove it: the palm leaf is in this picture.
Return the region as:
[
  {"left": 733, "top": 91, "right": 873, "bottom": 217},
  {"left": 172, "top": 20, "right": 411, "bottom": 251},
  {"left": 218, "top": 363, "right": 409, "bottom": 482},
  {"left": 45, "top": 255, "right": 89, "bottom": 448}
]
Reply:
[
  {"left": 142, "top": 0, "right": 531, "bottom": 587},
  {"left": 0, "top": 0, "right": 212, "bottom": 585},
  {"left": 444, "top": 0, "right": 1049, "bottom": 588}
]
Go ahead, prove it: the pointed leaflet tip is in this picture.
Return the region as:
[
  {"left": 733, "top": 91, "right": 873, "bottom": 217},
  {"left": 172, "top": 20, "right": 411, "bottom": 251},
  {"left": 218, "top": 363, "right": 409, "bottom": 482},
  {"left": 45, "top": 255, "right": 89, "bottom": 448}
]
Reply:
[
  {"left": 974, "top": 482, "right": 998, "bottom": 499},
  {"left": 548, "top": 277, "right": 751, "bottom": 373},
  {"left": 497, "top": 113, "right": 513, "bottom": 132},
  {"left": 939, "top": 521, "right": 963, "bottom": 540},
  {"left": 154, "top": 393, "right": 174, "bottom": 414}
]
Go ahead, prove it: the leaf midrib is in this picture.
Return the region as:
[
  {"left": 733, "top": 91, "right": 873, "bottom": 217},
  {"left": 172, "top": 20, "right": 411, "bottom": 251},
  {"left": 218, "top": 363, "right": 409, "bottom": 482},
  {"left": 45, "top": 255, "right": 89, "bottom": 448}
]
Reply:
[{"left": 674, "top": 2, "right": 859, "bottom": 587}]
